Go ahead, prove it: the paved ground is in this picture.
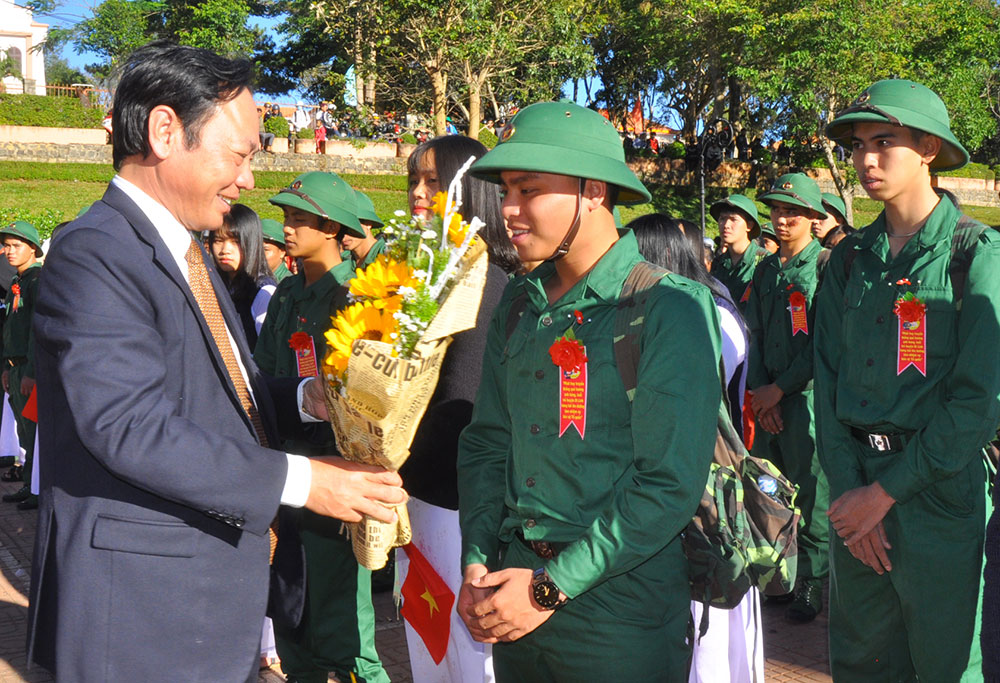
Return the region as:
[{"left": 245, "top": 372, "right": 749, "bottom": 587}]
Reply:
[{"left": 0, "top": 476, "right": 830, "bottom": 682}]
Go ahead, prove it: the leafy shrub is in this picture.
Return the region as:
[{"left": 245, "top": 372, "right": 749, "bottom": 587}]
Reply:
[
  {"left": 0, "top": 94, "right": 104, "bottom": 128},
  {"left": 937, "top": 161, "right": 994, "bottom": 180},
  {"left": 0, "top": 161, "right": 114, "bottom": 182},
  {"left": 665, "top": 141, "right": 685, "bottom": 159},
  {"left": 400, "top": 133, "right": 418, "bottom": 145},
  {"left": 296, "top": 127, "right": 315, "bottom": 139},
  {"left": 478, "top": 127, "right": 499, "bottom": 149},
  {"left": 264, "top": 115, "right": 290, "bottom": 138},
  {"left": 0, "top": 207, "right": 64, "bottom": 241}
]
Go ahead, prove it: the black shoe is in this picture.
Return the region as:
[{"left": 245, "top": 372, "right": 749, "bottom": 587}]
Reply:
[
  {"left": 785, "top": 579, "right": 823, "bottom": 623},
  {"left": 765, "top": 591, "right": 795, "bottom": 605},
  {"left": 2, "top": 485, "right": 31, "bottom": 503},
  {"left": 16, "top": 495, "right": 37, "bottom": 511}
]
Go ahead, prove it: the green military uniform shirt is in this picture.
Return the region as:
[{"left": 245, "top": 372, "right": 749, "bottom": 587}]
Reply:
[
  {"left": 814, "top": 198, "right": 1000, "bottom": 500},
  {"left": 343, "top": 237, "right": 386, "bottom": 272},
  {"left": 3, "top": 263, "right": 41, "bottom": 374},
  {"left": 457, "top": 231, "right": 722, "bottom": 599},
  {"left": 254, "top": 260, "right": 354, "bottom": 453},
  {"left": 746, "top": 238, "right": 822, "bottom": 395},
  {"left": 711, "top": 239, "right": 765, "bottom": 312},
  {"left": 272, "top": 261, "right": 292, "bottom": 283}
]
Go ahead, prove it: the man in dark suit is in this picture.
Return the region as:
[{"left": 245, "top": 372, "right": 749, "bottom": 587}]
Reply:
[{"left": 26, "top": 41, "right": 406, "bottom": 682}]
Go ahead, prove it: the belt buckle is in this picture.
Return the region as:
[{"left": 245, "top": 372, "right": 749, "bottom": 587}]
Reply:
[
  {"left": 531, "top": 541, "right": 555, "bottom": 560},
  {"left": 868, "top": 433, "right": 890, "bottom": 452}
]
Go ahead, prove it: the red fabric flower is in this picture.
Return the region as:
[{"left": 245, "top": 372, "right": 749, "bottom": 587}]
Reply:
[
  {"left": 288, "top": 331, "right": 313, "bottom": 351},
  {"left": 549, "top": 337, "right": 587, "bottom": 373},
  {"left": 10, "top": 285, "right": 20, "bottom": 296},
  {"left": 895, "top": 278, "right": 911, "bottom": 286},
  {"left": 788, "top": 291, "right": 806, "bottom": 308},
  {"left": 894, "top": 297, "right": 926, "bottom": 323},
  {"left": 573, "top": 310, "right": 584, "bottom": 325}
]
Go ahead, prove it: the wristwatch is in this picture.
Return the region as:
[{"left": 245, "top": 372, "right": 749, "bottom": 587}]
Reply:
[{"left": 531, "top": 568, "right": 568, "bottom": 610}]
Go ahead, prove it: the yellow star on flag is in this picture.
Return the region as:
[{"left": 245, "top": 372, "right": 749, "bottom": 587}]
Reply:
[{"left": 420, "top": 586, "right": 439, "bottom": 616}]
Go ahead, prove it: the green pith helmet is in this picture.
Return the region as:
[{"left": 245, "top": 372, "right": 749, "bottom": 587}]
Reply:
[
  {"left": 758, "top": 173, "right": 827, "bottom": 218},
  {"left": 710, "top": 194, "right": 761, "bottom": 239},
  {"left": 268, "top": 171, "right": 364, "bottom": 237},
  {"left": 760, "top": 222, "right": 777, "bottom": 242},
  {"left": 0, "top": 220, "right": 43, "bottom": 256},
  {"left": 821, "top": 192, "right": 848, "bottom": 224},
  {"left": 260, "top": 218, "right": 285, "bottom": 246},
  {"left": 354, "top": 191, "right": 384, "bottom": 228},
  {"left": 825, "top": 79, "right": 969, "bottom": 172},
  {"left": 470, "top": 101, "right": 651, "bottom": 205}
]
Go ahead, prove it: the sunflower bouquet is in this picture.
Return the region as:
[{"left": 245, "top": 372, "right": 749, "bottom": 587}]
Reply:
[{"left": 322, "top": 158, "right": 490, "bottom": 569}]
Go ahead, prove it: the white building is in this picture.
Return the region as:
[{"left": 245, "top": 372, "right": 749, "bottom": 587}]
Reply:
[{"left": 0, "top": 0, "right": 47, "bottom": 95}]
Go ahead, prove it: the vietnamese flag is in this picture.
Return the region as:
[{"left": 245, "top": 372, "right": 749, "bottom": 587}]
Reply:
[
  {"left": 400, "top": 541, "right": 454, "bottom": 665},
  {"left": 21, "top": 385, "right": 36, "bottom": 423}
]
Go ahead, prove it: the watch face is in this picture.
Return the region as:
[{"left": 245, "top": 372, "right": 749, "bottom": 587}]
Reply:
[{"left": 533, "top": 579, "right": 561, "bottom": 609}]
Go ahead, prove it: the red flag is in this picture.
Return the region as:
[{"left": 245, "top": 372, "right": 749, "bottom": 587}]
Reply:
[
  {"left": 21, "top": 385, "right": 37, "bottom": 423},
  {"left": 400, "top": 542, "right": 454, "bottom": 665}
]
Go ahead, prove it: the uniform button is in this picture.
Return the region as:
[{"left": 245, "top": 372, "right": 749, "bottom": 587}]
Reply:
[
  {"left": 535, "top": 370, "right": 545, "bottom": 380},
  {"left": 530, "top": 424, "right": 540, "bottom": 435},
  {"left": 876, "top": 315, "right": 884, "bottom": 324},
  {"left": 525, "top": 519, "right": 536, "bottom": 529},
  {"left": 541, "top": 315, "right": 553, "bottom": 327},
  {"left": 861, "top": 400, "right": 868, "bottom": 407},
  {"left": 866, "top": 358, "right": 874, "bottom": 366},
  {"left": 526, "top": 477, "right": 535, "bottom": 487}
]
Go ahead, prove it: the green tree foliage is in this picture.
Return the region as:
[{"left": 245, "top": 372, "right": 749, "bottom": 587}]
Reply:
[{"left": 43, "top": 49, "right": 88, "bottom": 85}]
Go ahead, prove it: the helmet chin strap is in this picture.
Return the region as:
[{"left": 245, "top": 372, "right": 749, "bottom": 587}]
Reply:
[{"left": 545, "top": 178, "right": 587, "bottom": 262}]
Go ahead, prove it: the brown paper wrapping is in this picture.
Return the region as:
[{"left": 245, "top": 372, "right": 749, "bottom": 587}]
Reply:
[{"left": 324, "top": 239, "right": 489, "bottom": 569}]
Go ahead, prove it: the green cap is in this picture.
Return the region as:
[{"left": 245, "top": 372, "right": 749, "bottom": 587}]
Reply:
[
  {"left": 710, "top": 194, "right": 761, "bottom": 239},
  {"left": 354, "top": 191, "right": 384, "bottom": 228},
  {"left": 760, "top": 222, "right": 777, "bottom": 241},
  {"left": 268, "top": 171, "right": 364, "bottom": 237},
  {"left": 260, "top": 218, "right": 285, "bottom": 246},
  {"left": 821, "top": 192, "right": 848, "bottom": 224},
  {"left": 758, "top": 173, "right": 828, "bottom": 218},
  {"left": 470, "top": 101, "right": 651, "bottom": 205},
  {"left": 825, "top": 79, "right": 968, "bottom": 171},
  {"left": 0, "top": 220, "right": 43, "bottom": 256}
]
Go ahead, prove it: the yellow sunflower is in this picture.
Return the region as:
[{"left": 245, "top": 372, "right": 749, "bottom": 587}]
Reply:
[
  {"left": 324, "top": 301, "right": 398, "bottom": 379},
  {"left": 349, "top": 254, "right": 418, "bottom": 309},
  {"left": 447, "top": 212, "right": 468, "bottom": 246},
  {"left": 431, "top": 191, "right": 448, "bottom": 218}
]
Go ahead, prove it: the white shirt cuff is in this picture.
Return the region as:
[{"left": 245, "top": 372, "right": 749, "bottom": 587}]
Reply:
[
  {"left": 281, "top": 454, "right": 312, "bottom": 507},
  {"left": 297, "top": 378, "right": 324, "bottom": 423}
]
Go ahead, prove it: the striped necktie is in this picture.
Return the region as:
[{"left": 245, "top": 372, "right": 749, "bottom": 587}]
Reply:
[{"left": 184, "top": 239, "right": 270, "bottom": 447}]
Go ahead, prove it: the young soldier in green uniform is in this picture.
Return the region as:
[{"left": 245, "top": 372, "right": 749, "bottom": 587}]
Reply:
[
  {"left": 456, "top": 101, "right": 722, "bottom": 681},
  {"left": 341, "top": 191, "right": 386, "bottom": 271},
  {"left": 0, "top": 221, "right": 42, "bottom": 510},
  {"left": 709, "top": 193, "right": 764, "bottom": 312},
  {"left": 817, "top": 79, "right": 1000, "bottom": 682},
  {"left": 746, "top": 173, "right": 829, "bottom": 623},
  {"left": 254, "top": 172, "right": 389, "bottom": 683},
  {"left": 261, "top": 217, "right": 292, "bottom": 283}
]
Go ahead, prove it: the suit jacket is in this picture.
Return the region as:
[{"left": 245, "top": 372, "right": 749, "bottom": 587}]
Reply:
[{"left": 27, "top": 183, "right": 303, "bottom": 682}]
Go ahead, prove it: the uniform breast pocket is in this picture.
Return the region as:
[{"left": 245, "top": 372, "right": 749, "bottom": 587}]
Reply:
[
  {"left": 841, "top": 279, "right": 871, "bottom": 343},
  {"left": 922, "top": 295, "right": 957, "bottom": 360}
]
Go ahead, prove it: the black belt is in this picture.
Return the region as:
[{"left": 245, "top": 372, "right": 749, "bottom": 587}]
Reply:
[
  {"left": 850, "top": 427, "right": 908, "bottom": 453},
  {"left": 515, "top": 531, "right": 569, "bottom": 560},
  {"left": 5, "top": 357, "right": 27, "bottom": 367}
]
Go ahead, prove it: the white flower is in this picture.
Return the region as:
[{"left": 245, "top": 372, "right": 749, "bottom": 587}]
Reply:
[
  {"left": 421, "top": 229, "right": 437, "bottom": 240},
  {"left": 394, "top": 210, "right": 407, "bottom": 217}
]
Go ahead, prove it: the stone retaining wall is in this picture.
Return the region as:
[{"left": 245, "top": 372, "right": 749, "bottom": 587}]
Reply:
[{"left": 0, "top": 141, "right": 407, "bottom": 175}]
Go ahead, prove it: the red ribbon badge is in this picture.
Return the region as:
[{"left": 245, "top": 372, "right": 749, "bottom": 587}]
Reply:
[
  {"left": 894, "top": 294, "right": 927, "bottom": 376},
  {"left": 10, "top": 283, "right": 20, "bottom": 312},
  {"left": 787, "top": 290, "right": 808, "bottom": 336},
  {"left": 550, "top": 335, "right": 587, "bottom": 439},
  {"left": 740, "top": 283, "right": 751, "bottom": 304},
  {"left": 288, "top": 331, "right": 319, "bottom": 377}
]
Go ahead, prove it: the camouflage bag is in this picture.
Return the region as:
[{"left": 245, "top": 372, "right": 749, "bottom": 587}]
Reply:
[{"left": 505, "top": 261, "right": 801, "bottom": 632}]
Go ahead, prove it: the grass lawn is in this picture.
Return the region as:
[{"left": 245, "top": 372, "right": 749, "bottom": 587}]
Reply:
[{"left": 4, "top": 162, "right": 999, "bottom": 240}]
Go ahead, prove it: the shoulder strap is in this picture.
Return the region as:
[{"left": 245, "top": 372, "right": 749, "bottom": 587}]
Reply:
[
  {"left": 613, "top": 261, "right": 669, "bottom": 401},
  {"left": 949, "top": 214, "right": 989, "bottom": 303}
]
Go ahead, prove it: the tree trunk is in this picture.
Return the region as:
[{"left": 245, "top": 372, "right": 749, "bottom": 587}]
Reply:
[
  {"left": 821, "top": 92, "right": 855, "bottom": 226},
  {"left": 429, "top": 62, "right": 448, "bottom": 136},
  {"left": 353, "top": 24, "right": 365, "bottom": 106},
  {"left": 364, "top": 42, "right": 377, "bottom": 109},
  {"left": 486, "top": 79, "right": 500, "bottom": 120},
  {"left": 728, "top": 75, "right": 741, "bottom": 125},
  {"left": 465, "top": 61, "right": 483, "bottom": 139}
]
